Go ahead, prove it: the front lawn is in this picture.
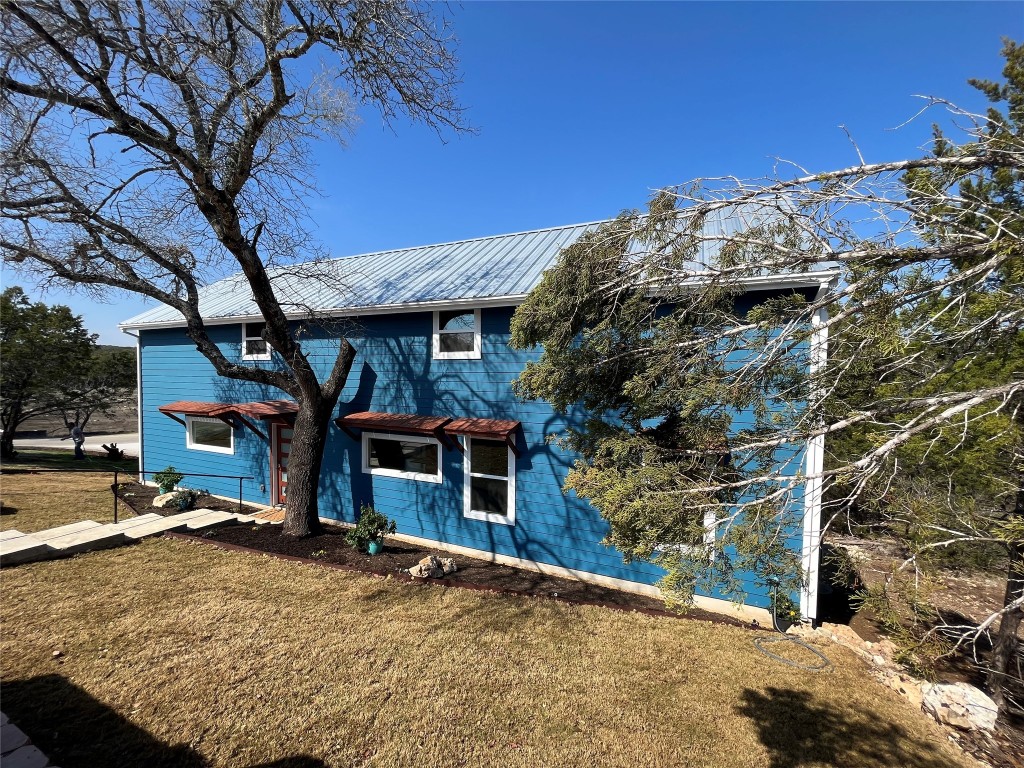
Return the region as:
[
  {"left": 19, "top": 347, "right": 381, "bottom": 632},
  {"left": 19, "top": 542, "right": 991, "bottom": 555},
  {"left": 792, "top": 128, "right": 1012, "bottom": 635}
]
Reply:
[
  {"left": 0, "top": 535, "right": 968, "bottom": 767},
  {"left": 1, "top": 460, "right": 133, "bottom": 533}
]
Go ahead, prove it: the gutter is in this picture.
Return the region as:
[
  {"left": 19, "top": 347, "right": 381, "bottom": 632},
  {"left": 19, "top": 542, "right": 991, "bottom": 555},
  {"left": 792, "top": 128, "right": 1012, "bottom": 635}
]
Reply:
[
  {"left": 118, "top": 271, "right": 842, "bottom": 332},
  {"left": 122, "top": 328, "right": 144, "bottom": 482}
]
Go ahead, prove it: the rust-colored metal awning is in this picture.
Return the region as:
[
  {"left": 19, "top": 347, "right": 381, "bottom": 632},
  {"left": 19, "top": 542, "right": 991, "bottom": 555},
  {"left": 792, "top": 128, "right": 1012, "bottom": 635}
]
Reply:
[
  {"left": 334, "top": 411, "right": 452, "bottom": 442},
  {"left": 445, "top": 417, "right": 522, "bottom": 456},
  {"left": 158, "top": 399, "right": 298, "bottom": 440}
]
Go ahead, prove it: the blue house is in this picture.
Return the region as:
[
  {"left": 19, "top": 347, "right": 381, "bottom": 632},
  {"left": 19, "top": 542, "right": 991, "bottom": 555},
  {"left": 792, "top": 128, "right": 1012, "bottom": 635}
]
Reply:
[{"left": 121, "top": 219, "right": 832, "bottom": 624}]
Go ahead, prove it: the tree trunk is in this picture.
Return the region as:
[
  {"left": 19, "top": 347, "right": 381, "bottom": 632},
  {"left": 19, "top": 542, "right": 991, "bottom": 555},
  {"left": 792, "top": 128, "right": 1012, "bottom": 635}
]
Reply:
[
  {"left": 281, "top": 395, "right": 335, "bottom": 538},
  {"left": 0, "top": 432, "right": 16, "bottom": 461},
  {"left": 988, "top": 486, "right": 1023, "bottom": 717},
  {"left": 1, "top": 403, "right": 22, "bottom": 460}
]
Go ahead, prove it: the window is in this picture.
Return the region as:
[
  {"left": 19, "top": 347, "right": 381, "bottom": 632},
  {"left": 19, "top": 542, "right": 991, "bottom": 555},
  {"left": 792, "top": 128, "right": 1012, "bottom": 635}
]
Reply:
[
  {"left": 464, "top": 437, "right": 515, "bottom": 525},
  {"left": 242, "top": 322, "right": 271, "bottom": 360},
  {"left": 186, "top": 416, "right": 234, "bottom": 454},
  {"left": 433, "top": 309, "right": 481, "bottom": 360},
  {"left": 361, "top": 432, "right": 442, "bottom": 483}
]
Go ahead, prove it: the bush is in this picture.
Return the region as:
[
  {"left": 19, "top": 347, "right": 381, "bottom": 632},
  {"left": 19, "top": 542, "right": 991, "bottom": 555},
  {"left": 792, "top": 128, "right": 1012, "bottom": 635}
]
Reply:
[
  {"left": 170, "top": 488, "right": 206, "bottom": 511},
  {"left": 345, "top": 504, "right": 396, "bottom": 553},
  {"left": 154, "top": 466, "right": 184, "bottom": 493}
]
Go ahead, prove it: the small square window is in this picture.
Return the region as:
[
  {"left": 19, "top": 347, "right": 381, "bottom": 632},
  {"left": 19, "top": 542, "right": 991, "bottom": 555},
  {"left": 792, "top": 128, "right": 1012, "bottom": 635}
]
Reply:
[
  {"left": 186, "top": 416, "right": 234, "bottom": 454},
  {"left": 433, "top": 309, "right": 481, "bottom": 360},
  {"left": 242, "top": 322, "right": 271, "bottom": 360}
]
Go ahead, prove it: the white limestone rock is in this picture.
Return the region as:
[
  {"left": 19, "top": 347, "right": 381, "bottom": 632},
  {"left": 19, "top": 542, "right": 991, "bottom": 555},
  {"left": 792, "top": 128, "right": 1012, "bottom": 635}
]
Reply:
[
  {"left": 922, "top": 682, "right": 998, "bottom": 732},
  {"left": 152, "top": 492, "right": 177, "bottom": 508},
  {"left": 407, "top": 555, "right": 456, "bottom": 579}
]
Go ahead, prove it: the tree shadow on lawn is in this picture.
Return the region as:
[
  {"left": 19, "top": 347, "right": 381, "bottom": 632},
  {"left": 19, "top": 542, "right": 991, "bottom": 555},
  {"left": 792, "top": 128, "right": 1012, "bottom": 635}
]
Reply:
[
  {"left": 2, "top": 674, "right": 326, "bottom": 768},
  {"left": 736, "top": 686, "right": 951, "bottom": 768}
]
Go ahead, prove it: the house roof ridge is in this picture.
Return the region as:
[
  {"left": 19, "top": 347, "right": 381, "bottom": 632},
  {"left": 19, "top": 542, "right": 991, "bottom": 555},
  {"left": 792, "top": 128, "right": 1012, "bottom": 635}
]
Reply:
[{"left": 314, "top": 218, "right": 611, "bottom": 266}]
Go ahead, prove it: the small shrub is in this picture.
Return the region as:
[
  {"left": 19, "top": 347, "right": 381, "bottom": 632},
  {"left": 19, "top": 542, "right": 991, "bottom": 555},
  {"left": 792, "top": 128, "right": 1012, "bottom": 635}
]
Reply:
[
  {"left": 170, "top": 488, "right": 206, "bottom": 511},
  {"left": 345, "top": 504, "right": 396, "bottom": 553},
  {"left": 154, "top": 466, "right": 184, "bottom": 493}
]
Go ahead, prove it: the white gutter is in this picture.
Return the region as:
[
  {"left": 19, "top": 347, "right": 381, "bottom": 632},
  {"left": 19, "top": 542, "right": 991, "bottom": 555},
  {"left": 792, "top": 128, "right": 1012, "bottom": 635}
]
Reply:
[
  {"left": 119, "top": 271, "right": 841, "bottom": 331},
  {"left": 122, "top": 328, "right": 144, "bottom": 480},
  {"left": 799, "top": 276, "right": 836, "bottom": 623}
]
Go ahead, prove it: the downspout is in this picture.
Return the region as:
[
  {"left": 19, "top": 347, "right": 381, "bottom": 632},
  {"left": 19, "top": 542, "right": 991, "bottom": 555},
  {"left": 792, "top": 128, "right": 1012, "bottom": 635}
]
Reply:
[
  {"left": 799, "top": 278, "right": 835, "bottom": 624},
  {"left": 122, "top": 328, "right": 144, "bottom": 482}
]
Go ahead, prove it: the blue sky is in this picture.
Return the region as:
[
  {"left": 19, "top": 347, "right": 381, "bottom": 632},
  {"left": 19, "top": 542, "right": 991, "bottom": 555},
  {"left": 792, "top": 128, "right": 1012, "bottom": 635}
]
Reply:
[{"left": 6, "top": 1, "right": 1020, "bottom": 343}]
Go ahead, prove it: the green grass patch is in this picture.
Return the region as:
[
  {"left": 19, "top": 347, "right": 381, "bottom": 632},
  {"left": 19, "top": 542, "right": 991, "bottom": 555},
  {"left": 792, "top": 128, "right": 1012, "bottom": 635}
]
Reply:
[{"left": 2, "top": 449, "right": 137, "bottom": 474}]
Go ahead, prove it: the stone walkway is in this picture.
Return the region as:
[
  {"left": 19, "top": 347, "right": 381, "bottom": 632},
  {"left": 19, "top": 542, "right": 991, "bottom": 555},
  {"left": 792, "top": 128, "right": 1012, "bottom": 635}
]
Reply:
[
  {"left": 0, "top": 510, "right": 278, "bottom": 567},
  {"left": 0, "top": 711, "right": 56, "bottom": 768}
]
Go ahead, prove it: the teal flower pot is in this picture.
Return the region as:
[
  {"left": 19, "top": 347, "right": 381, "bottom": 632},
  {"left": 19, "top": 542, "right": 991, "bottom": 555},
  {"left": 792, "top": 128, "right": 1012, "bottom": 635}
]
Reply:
[{"left": 367, "top": 539, "right": 383, "bottom": 555}]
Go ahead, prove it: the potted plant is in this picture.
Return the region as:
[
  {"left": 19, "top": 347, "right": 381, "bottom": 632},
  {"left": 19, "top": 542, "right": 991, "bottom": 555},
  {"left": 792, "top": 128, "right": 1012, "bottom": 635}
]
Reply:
[
  {"left": 153, "top": 466, "right": 184, "bottom": 494},
  {"left": 345, "top": 503, "right": 396, "bottom": 555}
]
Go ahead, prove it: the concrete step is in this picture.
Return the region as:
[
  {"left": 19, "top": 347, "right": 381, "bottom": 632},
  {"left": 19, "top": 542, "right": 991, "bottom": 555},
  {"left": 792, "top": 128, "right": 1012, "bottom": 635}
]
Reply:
[
  {"left": 233, "top": 514, "right": 274, "bottom": 525},
  {"left": 184, "top": 510, "right": 241, "bottom": 531},
  {"left": 44, "top": 524, "right": 127, "bottom": 555},
  {"left": 0, "top": 535, "right": 54, "bottom": 567},
  {"left": 0, "top": 529, "right": 25, "bottom": 541},
  {"left": 116, "top": 515, "right": 193, "bottom": 540},
  {"left": 111, "top": 513, "right": 164, "bottom": 530},
  {"left": 30, "top": 520, "right": 103, "bottom": 542},
  {"left": 163, "top": 508, "right": 223, "bottom": 523}
]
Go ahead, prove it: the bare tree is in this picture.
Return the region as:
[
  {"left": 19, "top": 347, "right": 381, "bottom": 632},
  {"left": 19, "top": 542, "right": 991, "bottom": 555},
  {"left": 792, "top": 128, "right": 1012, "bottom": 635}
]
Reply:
[
  {"left": 0, "top": 0, "right": 465, "bottom": 535},
  {"left": 511, "top": 46, "right": 1023, "bottom": 712}
]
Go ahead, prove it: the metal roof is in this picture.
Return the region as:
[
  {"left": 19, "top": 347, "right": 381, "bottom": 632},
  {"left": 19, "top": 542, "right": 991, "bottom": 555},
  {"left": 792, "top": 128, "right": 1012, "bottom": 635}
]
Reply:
[
  {"left": 120, "top": 209, "right": 831, "bottom": 329},
  {"left": 121, "top": 220, "right": 603, "bottom": 328}
]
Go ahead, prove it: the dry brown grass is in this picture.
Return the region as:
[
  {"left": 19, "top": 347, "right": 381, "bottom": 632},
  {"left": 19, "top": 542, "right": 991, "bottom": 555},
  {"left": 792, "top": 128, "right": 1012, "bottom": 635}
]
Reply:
[
  {"left": 0, "top": 468, "right": 125, "bottom": 533},
  {"left": 0, "top": 536, "right": 969, "bottom": 768}
]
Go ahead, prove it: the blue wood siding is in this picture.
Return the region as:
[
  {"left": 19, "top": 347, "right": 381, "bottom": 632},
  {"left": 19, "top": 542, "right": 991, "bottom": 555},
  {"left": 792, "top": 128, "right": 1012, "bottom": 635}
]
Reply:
[{"left": 140, "top": 303, "right": 810, "bottom": 611}]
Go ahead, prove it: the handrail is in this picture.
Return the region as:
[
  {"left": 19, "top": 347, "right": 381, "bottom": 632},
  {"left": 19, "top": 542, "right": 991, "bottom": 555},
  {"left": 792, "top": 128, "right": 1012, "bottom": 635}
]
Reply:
[
  {"left": 115, "top": 469, "right": 256, "bottom": 521},
  {"left": 0, "top": 463, "right": 257, "bottom": 522}
]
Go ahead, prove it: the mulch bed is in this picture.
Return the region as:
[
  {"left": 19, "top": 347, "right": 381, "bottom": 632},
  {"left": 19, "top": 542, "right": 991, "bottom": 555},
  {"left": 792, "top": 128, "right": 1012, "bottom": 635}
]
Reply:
[
  {"left": 175, "top": 522, "right": 750, "bottom": 629},
  {"left": 115, "top": 481, "right": 267, "bottom": 518}
]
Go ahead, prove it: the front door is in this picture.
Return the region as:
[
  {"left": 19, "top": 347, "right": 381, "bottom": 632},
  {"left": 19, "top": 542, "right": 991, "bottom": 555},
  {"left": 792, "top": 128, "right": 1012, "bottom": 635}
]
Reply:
[{"left": 273, "top": 424, "right": 293, "bottom": 505}]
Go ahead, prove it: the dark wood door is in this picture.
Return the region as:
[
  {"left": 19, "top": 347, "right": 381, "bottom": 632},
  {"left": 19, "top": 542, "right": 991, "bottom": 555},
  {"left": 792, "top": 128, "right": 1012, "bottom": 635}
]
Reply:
[{"left": 274, "top": 425, "right": 292, "bottom": 504}]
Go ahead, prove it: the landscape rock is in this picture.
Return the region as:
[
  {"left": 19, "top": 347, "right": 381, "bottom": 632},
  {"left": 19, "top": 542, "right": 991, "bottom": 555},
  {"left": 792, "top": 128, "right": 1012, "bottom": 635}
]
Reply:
[
  {"left": 407, "top": 555, "right": 457, "bottom": 579},
  {"left": 152, "top": 493, "right": 177, "bottom": 508},
  {"left": 880, "top": 671, "right": 925, "bottom": 710},
  {"left": 922, "top": 682, "right": 998, "bottom": 732}
]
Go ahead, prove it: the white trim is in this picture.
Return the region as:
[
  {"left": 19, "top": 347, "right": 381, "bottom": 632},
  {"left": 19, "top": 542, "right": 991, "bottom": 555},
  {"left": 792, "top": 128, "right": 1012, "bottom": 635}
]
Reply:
[
  {"left": 361, "top": 431, "right": 442, "bottom": 484},
  {"left": 241, "top": 321, "right": 271, "bottom": 361},
  {"left": 432, "top": 308, "right": 481, "bottom": 360},
  {"left": 799, "top": 281, "right": 834, "bottom": 622},
  {"left": 119, "top": 272, "right": 841, "bottom": 330},
  {"left": 318, "top": 518, "right": 774, "bottom": 625},
  {"left": 134, "top": 332, "right": 144, "bottom": 481},
  {"left": 463, "top": 436, "right": 516, "bottom": 525},
  {"left": 185, "top": 415, "right": 235, "bottom": 455}
]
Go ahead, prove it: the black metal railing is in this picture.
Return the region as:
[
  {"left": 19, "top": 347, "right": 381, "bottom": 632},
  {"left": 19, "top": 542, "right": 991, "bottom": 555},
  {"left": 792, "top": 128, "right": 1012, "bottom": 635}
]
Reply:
[
  {"left": 0, "top": 467, "right": 255, "bottom": 522},
  {"left": 117, "top": 469, "right": 255, "bottom": 522}
]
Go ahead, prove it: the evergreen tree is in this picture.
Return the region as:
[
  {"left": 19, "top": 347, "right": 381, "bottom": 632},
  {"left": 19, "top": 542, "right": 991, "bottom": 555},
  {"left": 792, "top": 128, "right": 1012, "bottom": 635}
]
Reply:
[{"left": 511, "top": 41, "right": 1022, "bottom": 713}]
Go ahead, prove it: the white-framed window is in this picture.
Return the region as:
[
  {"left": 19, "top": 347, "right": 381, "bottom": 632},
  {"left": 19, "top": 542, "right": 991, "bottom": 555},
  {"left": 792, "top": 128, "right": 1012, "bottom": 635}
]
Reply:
[
  {"left": 433, "top": 309, "right": 481, "bottom": 360},
  {"left": 361, "top": 431, "right": 442, "bottom": 483},
  {"left": 242, "top": 321, "right": 271, "bottom": 361},
  {"left": 186, "top": 415, "right": 235, "bottom": 454},
  {"left": 464, "top": 437, "right": 515, "bottom": 525}
]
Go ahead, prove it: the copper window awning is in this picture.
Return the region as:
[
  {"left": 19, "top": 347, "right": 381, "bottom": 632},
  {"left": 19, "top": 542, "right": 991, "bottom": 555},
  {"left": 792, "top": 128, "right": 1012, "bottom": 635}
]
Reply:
[
  {"left": 159, "top": 399, "right": 298, "bottom": 440},
  {"left": 335, "top": 411, "right": 521, "bottom": 455},
  {"left": 334, "top": 411, "right": 452, "bottom": 442},
  {"left": 444, "top": 417, "right": 521, "bottom": 456}
]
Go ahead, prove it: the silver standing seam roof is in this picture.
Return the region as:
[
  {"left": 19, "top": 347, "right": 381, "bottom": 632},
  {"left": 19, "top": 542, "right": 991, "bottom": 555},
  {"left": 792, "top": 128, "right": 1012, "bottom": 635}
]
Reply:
[
  {"left": 121, "top": 221, "right": 604, "bottom": 329},
  {"left": 120, "top": 209, "right": 829, "bottom": 329}
]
